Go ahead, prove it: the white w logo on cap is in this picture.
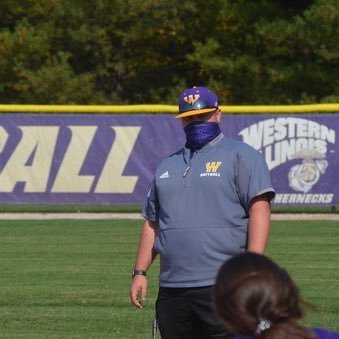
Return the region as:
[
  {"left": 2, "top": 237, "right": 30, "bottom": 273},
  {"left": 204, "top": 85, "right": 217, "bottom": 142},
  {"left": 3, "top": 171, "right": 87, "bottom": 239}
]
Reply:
[{"left": 184, "top": 94, "right": 200, "bottom": 105}]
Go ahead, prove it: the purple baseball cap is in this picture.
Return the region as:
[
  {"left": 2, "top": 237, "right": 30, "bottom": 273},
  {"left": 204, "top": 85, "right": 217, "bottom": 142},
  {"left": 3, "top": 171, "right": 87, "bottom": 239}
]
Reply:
[{"left": 176, "top": 86, "right": 219, "bottom": 118}]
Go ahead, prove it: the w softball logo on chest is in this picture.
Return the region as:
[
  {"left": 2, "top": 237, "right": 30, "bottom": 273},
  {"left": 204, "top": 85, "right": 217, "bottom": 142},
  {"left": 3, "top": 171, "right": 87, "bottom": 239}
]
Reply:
[{"left": 200, "top": 161, "right": 222, "bottom": 177}]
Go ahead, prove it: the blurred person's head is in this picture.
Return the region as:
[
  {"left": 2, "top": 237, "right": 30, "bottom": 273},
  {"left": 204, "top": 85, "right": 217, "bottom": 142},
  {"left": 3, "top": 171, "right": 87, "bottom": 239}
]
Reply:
[{"left": 214, "top": 252, "right": 315, "bottom": 339}]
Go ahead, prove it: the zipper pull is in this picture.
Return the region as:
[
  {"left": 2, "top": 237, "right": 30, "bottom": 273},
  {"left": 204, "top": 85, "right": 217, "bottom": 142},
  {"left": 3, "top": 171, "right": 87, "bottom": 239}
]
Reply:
[{"left": 183, "top": 166, "right": 190, "bottom": 177}]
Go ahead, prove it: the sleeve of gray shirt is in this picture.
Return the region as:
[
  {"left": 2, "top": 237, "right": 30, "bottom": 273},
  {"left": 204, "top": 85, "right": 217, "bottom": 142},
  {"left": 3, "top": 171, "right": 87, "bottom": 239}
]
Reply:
[
  {"left": 142, "top": 179, "right": 158, "bottom": 222},
  {"left": 235, "top": 144, "right": 275, "bottom": 212}
]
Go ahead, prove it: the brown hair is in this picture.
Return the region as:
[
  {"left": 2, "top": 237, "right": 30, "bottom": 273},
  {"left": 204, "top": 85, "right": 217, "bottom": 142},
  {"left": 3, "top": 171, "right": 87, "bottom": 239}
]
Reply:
[{"left": 214, "top": 252, "right": 315, "bottom": 339}]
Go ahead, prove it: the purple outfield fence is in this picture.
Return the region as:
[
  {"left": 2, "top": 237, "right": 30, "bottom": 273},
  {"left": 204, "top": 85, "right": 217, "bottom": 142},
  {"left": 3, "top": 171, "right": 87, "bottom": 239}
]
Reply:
[{"left": 0, "top": 113, "right": 338, "bottom": 206}]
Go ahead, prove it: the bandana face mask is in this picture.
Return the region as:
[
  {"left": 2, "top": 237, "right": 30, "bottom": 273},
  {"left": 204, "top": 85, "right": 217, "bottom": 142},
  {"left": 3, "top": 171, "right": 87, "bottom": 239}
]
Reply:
[{"left": 184, "top": 121, "right": 221, "bottom": 151}]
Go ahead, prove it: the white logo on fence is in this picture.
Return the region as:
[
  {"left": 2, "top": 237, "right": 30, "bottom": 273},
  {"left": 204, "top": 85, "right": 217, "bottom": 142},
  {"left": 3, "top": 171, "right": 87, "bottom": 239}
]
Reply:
[
  {"left": 288, "top": 149, "right": 328, "bottom": 193},
  {"left": 238, "top": 117, "right": 335, "bottom": 200},
  {"left": 238, "top": 117, "right": 335, "bottom": 171}
]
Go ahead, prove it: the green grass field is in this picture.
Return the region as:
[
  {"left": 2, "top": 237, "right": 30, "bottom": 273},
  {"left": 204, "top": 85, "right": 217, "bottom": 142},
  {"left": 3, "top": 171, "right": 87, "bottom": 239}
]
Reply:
[{"left": 0, "top": 219, "right": 338, "bottom": 338}]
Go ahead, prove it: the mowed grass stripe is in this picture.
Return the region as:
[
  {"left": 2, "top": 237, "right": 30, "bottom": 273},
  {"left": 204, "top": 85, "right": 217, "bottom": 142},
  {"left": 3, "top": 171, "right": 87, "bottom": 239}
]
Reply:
[
  {"left": 267, "top": 220, "right": 339, "bottom": 329},
  {"left": 0, "top": 220, "right": 338, "bottom": 338}
]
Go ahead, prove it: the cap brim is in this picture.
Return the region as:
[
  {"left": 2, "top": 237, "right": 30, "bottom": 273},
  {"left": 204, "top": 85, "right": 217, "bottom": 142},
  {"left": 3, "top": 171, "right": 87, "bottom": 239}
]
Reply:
[{"left": 175, "top": 107, "right": 217, "bottom": 119}]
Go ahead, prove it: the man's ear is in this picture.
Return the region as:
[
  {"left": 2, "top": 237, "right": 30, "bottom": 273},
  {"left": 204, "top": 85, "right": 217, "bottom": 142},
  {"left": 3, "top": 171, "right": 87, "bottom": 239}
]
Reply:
[{"left": 215, "top": 109, "right": 222, "bottom": 122}]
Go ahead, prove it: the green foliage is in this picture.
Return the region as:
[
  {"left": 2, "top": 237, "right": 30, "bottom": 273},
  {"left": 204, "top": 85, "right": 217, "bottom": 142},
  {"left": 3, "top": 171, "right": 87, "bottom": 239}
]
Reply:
[{"left": 0, "top": 0, "right": 338, "bottom": 104}]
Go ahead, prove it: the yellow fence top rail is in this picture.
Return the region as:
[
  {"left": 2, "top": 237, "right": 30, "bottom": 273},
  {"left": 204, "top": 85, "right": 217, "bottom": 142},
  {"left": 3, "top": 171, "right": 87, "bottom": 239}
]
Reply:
[{"left": 0, "top": 103, "right": 339, "bottom": 114}]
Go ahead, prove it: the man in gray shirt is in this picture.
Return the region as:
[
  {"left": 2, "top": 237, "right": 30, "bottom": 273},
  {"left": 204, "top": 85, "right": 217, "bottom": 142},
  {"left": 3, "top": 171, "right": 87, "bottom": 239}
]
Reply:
[{"left": 130, "top": 86, "right": 275, "bottom": 339}]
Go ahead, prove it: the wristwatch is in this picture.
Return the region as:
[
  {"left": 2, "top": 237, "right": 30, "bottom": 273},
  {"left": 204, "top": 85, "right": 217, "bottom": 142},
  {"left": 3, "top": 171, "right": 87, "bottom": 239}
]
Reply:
[{"left": 132, "top": 269, "right": 147, "bottom": 278}]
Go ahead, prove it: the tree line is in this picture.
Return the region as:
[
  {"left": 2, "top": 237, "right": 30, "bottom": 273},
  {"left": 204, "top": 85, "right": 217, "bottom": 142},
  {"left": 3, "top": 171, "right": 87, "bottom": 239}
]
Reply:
[{"left": 0, "top": 0, "right": 338, "bottom": 105}]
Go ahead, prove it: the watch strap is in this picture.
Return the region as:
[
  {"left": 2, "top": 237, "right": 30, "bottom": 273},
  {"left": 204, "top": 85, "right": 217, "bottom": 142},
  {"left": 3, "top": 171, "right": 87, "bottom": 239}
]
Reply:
[{"left": 132, "top": 269, "right": 147, "bottom": 278}]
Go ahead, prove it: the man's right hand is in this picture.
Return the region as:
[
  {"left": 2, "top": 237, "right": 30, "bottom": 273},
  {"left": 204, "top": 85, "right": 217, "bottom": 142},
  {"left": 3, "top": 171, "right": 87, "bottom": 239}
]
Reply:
[{"left": 130, "top": 275, "right": 148, "bottom": 308}]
